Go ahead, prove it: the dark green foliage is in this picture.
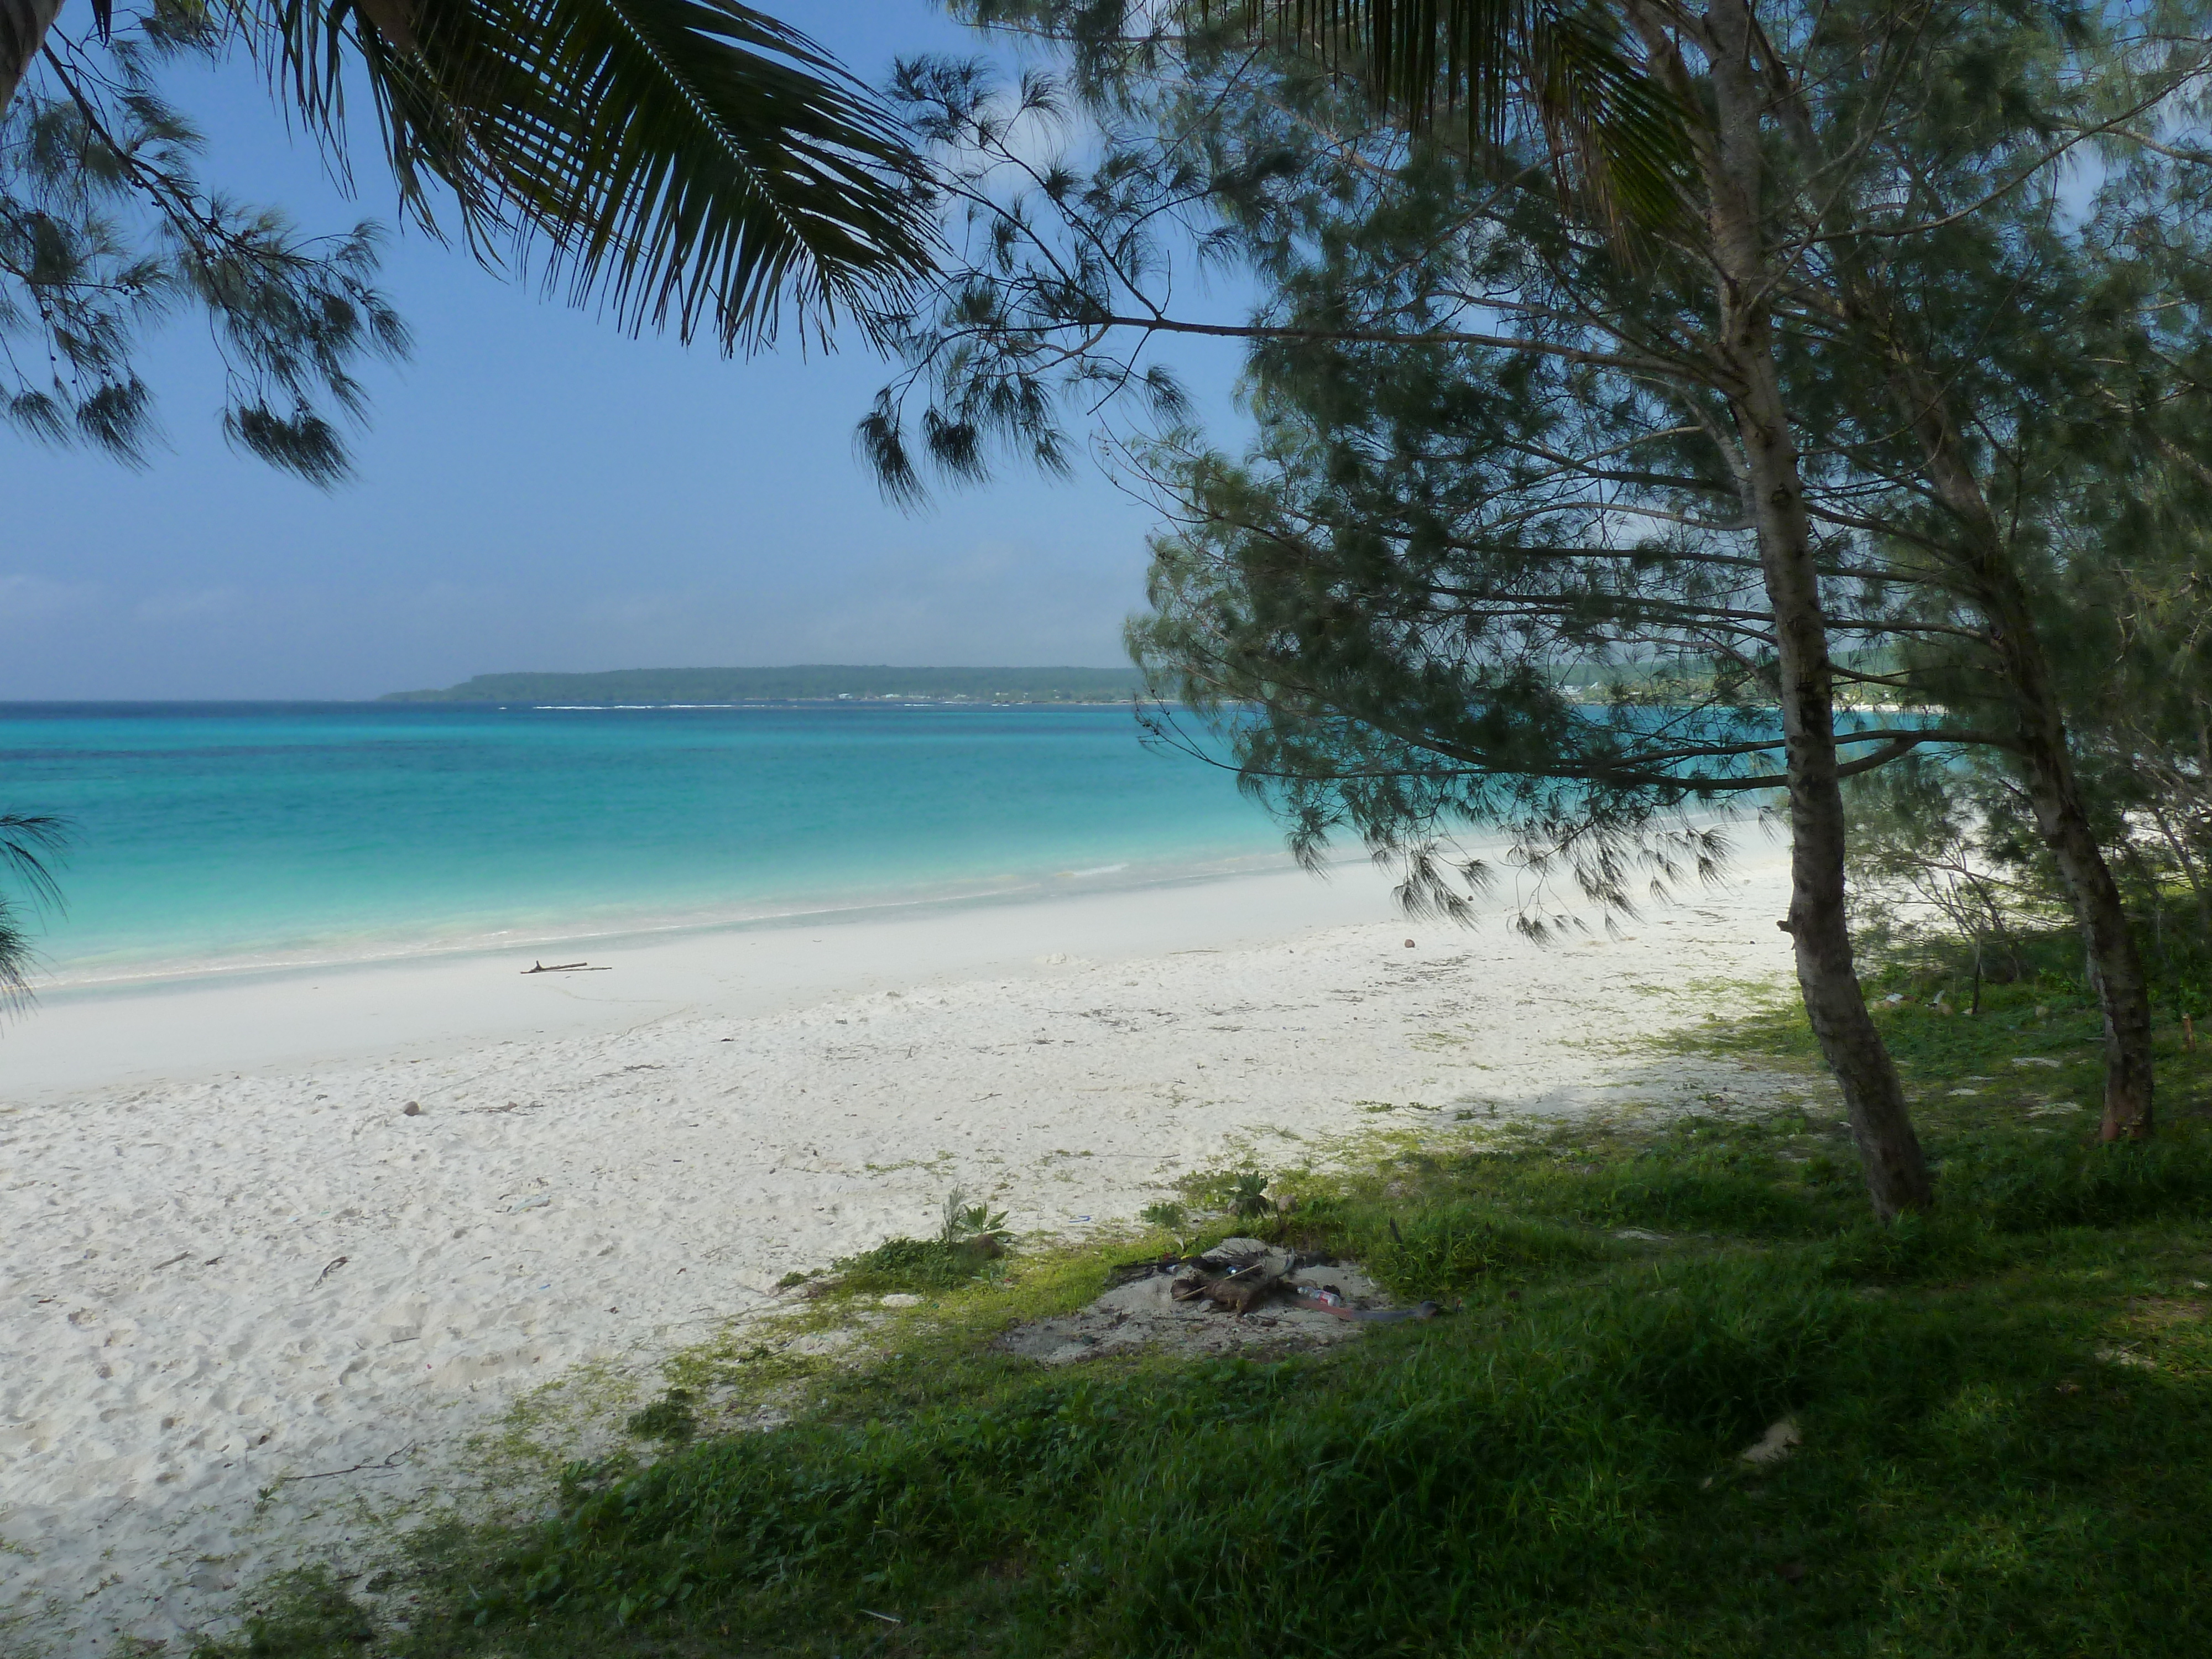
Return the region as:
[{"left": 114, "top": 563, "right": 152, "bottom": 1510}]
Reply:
[
  {"left": 1245, "top": 1180, "right": 1611, "bottom": 1294},
  {"left": 834, "top": 1190, "right": 1010, "bottom": 1293},
  {"left": 449, "top": 1258, "right": 1862, "bottom": 1644},
  {"left": 882, "top": 0, "right": 2212, "bottom": 1185},
  {"left": 202, "top": 992, "right": 2212, "bottom": 1658},
  {"left": 1225, "top": 1168, "right": 1270, "bottom": 1218},
  {"left": 1136, "top": 1199, "right": 1186, "bottom": 1230},
  {"left": 185, "top": 1566, "right": 375, "bottom": 1656},
  {"left": 403, "top": 1193, "right": 2211, "bottom": 1658},
  {"left": 1946, "top": 1137, "right": 2212, "bottom": 1234},
  {"left": 1849, "top": 752, "right": 2212, "bottom": 1037},
  {"left": 832, "top": 1232, "right": 1006, "bottom": 1294},
  {"left": 1359, "top": 1202, "right": 1602, "bottom": 1296},
  {"left": 7, "top": 0, "right": 930, "bottom": 482},
  {"left": 1561, "top": 1143, "right": 1841, "bottom": 1238},
  {"left": 2, "top": 8, "right": 409, "bottom": 483},
  {"left": 331, "top": 1073, "right": 2212, "bottom": 1657},
  {"left": 1814, "top": 1212, "right": 2004, "bottom": 1285},
  {"left": 1175, "top": 1166, "right": 1271, "bottom": 1215},
  {"left": 1344, "top": 1115, "right": 1866, "bottom": 1245},
  {"left": 0, "top": 812, "right": 67, "bottom": 1006},
  {"left": 268, "top": 0, "right": 932, "bottom": 354},
  {"left": 623, "top": 1389, "right": 699, "bottom": 1444}
]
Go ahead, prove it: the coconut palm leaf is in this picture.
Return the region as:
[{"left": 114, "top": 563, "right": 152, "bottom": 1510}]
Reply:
[
  {"left": 269, "top": 0, "right": 934, "bottom": 349},
  {"left": 0, "top": 0, "right": 67, "bottom": 117},
  {"left": 1201, "top": 0, "right": 1694, "bottom": 229}
]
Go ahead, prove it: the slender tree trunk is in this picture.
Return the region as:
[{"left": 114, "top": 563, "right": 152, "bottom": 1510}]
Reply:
[
  {"left": 1758, "top": 13, "right": 2160, "bottom": 1139},
  {"left": 2023, "top": 726, "right": 2153, "bottom": 1140},
  {"left": 1689, "top": 0, "right": 1934, "bottom": 1217},
  {"left": 1, "top": 0, "right": 66, "bottom": 122},
  {"left": 1883, "top": 368, "right": 2157, "bottom": 1139},
  {"left": 1740, "top": 6, "right": 2156, "bottom": 1139},
  {"left": 2146, "top": 794, "right": 2212, "bottom": 951}
]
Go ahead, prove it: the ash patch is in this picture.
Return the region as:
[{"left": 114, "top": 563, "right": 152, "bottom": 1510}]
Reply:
[{"left": 994, "top": 1239, "right": 1407, "bottom": 1365}]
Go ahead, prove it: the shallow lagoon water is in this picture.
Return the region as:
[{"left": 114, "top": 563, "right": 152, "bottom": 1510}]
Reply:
[{"left": 0, "top": 702, "right": 1287, "bottom": 983}]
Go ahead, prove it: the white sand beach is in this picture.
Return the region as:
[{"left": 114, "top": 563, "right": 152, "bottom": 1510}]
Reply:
[{"left": 1, "top": 848, "right": 1806, "bottom": 1657}]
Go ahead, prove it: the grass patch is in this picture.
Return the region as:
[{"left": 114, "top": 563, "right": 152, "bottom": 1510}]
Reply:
[
  {"left": 1177, "top": 1167, "right": 1275, "bottom": 1219},
  {"left": 186, "top": 1567, "right": 374, "bottom": 1657},
  {"left": 831, "top": 1232, "right": 1007, "bottom": 1294},
  {"left": 831, "top": 1190, "right": 1012, "bottom": 1295},
  {"left": 622, "top": 1389, "right": 699, "bottom": 1445},
  {"left": 195, "top": 987, "right": 2212, "bottom": 1659}
]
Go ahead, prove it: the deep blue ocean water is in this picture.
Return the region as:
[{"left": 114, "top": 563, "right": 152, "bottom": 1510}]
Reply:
[{"left": 0, "top": 702, "right": 1290, "bottom": 984}]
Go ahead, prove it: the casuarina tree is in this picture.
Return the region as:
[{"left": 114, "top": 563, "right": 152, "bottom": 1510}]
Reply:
[{"left": 865, "top": 0, "right": 2212, "bottom": 1211}]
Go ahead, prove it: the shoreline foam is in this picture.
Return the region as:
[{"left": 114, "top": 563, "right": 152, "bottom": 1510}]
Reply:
[{"left": 26, "top": 844, "right": 1298, "bottom": 998}]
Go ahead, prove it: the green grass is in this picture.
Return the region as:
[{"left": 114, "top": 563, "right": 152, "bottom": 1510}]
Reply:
[
  {"left": 623, "top": 1389, "right": 700, "bottom": 1446},
  {"left": 822, "top": 1190, "right": 1015, "bottom": 1296},
  {"left": 828, "top": 1232, "right": 1009, "bottom": 1295},
  {"left": 190, "top": 974, "right": 2212, "bottom": 1659}
]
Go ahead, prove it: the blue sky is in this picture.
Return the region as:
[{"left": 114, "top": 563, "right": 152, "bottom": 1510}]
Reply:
[{"left": 0, "top": 3, "right": 1251, "bottom": 700}]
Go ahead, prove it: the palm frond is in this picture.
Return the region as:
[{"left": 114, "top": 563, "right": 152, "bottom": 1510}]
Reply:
[
  {"left": 268, "top": 0, "right": 935, "bottom": 349},
  {"left": 1201, "top": 0, "right": 1694, "bottom": 230},
  {"left": 1206, "top": 0, "right": 1521, "bottom": 138},
  {"left": 0, "top": 812, "right": 69, "bottom": 1008}
]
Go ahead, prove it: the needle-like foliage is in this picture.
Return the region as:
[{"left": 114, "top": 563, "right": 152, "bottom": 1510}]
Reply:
[
  {"left": 0, "top": 813, "right": 67, "bottom": 1006},
  {"left": 1196, "top": 0, "right": 1695, "bottom": 231},
  {"left": 3, "top": 0, "right": 936, "bottom": 481},
  {"left": 3, "top": 4, "right": 410, "bottom": 481}
]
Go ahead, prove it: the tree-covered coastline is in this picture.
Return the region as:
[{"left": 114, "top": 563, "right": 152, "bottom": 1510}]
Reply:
[{"left": 381, "top": 666, "right": 1146, "bottom": 704}]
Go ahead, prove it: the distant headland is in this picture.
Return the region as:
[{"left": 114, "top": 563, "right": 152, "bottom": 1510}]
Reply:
[{"left": 379, "top": 666, "right": 1146, "bottom": 705}]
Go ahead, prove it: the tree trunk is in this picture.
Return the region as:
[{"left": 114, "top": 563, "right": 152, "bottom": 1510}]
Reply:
[
  {"left": 2057, "top": 805, "right": 2158, "bottom": 1140},
  {"left": 1879, "top": 366, "right": 2157, "bottom": 1140},
  {"left": 1691, "top": 0, "right": 1934, "bottom": 1217},
  {"left": 2146, "top": 795, "right": 2212, "bottom": 951},
  {"left": 1, "top": 0, "right": 66, "bottom": 122},
  {"left": 1735, "top": 0, "right": 2157, "bottom": 1140},
  {"left": 1752, "top": 6, "right": 2162, "bottom": 1142}
]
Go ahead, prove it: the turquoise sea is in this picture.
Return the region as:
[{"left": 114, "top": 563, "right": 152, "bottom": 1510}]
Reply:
[{"left": 0, "top": 702, "right": 1290, "bottom": 985}]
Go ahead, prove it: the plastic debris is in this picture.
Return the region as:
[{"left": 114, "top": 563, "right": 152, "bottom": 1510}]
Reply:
[{"left": 1739, "top": 1418, "right": 1802, "bottom": 1464}]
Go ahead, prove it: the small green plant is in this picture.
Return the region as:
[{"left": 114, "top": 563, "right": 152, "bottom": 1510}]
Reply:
[
  {"left": 941, "top": 1185, "right": 1008, "bottom": 1243},
  {"left": 1139, "top": 1199, "right": 1187, "bottom": 1230},
  {"left": 835, "top": 1188, "right": 1013, "bottom": 1294},
  {"left": 1179, "top": 1166, "right": 1277, "bottom": 1219},
  {"left": 624, "top": 1387, "right": 698, "bottom": 1444},
  {"left": 1229, "top": 1168, "right": 1272, "bottom": 1219}
]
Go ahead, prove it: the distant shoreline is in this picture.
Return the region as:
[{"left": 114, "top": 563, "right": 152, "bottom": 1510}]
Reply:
[
  {"left": 381, "top": 665, "right": 1149, "bottom": 705},
  {"left": 456, "top": 698, "right": 1144, "bottom": 708}
]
